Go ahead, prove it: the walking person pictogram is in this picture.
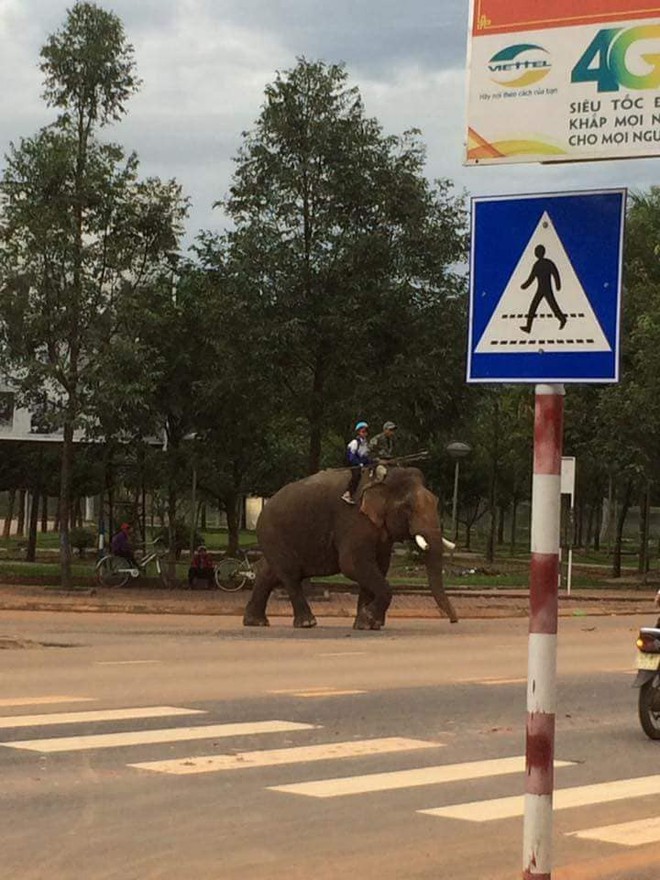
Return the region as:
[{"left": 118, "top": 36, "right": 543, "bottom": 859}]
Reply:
[{"left": 520, "top": 244, "right": 567, "bottom": 334}]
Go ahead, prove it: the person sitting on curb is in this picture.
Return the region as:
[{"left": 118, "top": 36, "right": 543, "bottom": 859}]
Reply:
[
  {"left": 341, "top": 420, "right": 374, "bottom": 505},
  {"left": 369, "top": 420, "right": 397, "bottom": 462},
  {"left": 188, "top": 545, "right": 215, "bottom": 589}
]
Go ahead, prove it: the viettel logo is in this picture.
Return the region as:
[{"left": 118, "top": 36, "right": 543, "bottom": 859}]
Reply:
[{"left": 488, "top": 44, "right": 551, "bottom": 88}]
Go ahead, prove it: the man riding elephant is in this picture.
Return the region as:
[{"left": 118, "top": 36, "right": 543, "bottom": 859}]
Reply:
[{"left": 243, "top": 464, "right": 458, "bottom": 631}]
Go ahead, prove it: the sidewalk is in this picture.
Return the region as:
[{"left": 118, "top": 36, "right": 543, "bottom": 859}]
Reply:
[{"left": 0, "top": 581, "right": 655, "bottom": 620}]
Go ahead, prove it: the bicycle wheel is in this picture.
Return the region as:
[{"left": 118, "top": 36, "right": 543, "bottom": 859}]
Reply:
[
  {"left": 96, "top": 555, "right": 130, "bottom": 588},
  {"left": 215, "top": 557, "right": 248, "bottom": 592}
]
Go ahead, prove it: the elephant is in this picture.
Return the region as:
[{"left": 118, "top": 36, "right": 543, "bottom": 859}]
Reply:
[{"left": 243, "top": 465, "right": 458, "bottom": 630}]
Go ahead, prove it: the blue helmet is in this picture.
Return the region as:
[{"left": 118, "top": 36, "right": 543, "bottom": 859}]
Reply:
[{"left": 355, "top": 421, "right": 368, "bottom": 431}]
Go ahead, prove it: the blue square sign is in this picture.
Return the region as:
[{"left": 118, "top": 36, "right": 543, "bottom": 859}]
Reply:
[{"left": 467, "top": 189, "right": 626, "bottom": 384}]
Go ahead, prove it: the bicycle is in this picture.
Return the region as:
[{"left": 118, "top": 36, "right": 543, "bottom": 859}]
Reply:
[
  {"left": 214, "top": 550, "right": 257, "bottom": 592},
  {"left": 95, "top": 539, "right": 173, "bottom": 588}
]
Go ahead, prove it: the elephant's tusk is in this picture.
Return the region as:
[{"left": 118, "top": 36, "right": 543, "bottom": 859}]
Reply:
[
  {"left": 442, "top": 537, "right": 456, "bottom": 551},
  {"left": 414, "top": 534, "right": 429, "bottom": 551}
]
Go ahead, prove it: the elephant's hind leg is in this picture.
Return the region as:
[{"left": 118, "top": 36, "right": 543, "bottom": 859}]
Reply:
[
  {"left": 243, "top": 559, "right": 278, "bottom": 627},
  {"left": 282, "top": 577, "right": 317, "bottom": 628}
]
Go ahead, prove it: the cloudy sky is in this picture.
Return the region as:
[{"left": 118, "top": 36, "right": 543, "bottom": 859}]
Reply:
[{"left": 0, "top": 0, "right": 657, "bottom": 245}]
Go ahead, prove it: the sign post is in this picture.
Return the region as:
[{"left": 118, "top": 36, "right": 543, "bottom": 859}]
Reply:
[
  {"left": 467, "top": 189, "right": 625, "bottom": 879},
  {"left": 524, "top": 385, "right": 563, "bottom": 879}
]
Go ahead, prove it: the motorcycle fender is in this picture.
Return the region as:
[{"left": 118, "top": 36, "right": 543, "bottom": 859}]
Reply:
[{"left": 633, "top": 669, "right": 657, "bottom": 688}]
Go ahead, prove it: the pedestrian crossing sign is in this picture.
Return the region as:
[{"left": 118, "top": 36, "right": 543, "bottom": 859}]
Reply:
[{"left": 467, "top": 190, "right": 626, "bottom": 383}]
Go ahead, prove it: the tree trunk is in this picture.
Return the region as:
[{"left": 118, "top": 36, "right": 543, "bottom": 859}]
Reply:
[
  {"left": 600, "top": 474, "right": 614, "bottom": 550},
  {"left": 59, "top": 422, "right": 75, "bottom": 588},
  {"left": 638, "top": 483, "right": 651, "bottom": 578},
  {"left": 226, "top": 493, "right": 241, "bottom": 556},
  {"left": 612, "top": 480, "right": 632, "bottom": 579},
  {"left": 3, "top": 488, "right": 15, "bottom": 538},
  {"left": 41, "top": 495, "right": 49, "bottom": 532},
  {"left": 16, "top": 489, "right": 26, "bottom": 537},
  {"left": 509, "top": 498, "right": 518, "bottom": 556},
  {"left": 593, "top": 499, "right": 601, "bottom": 552},
  {"left": 497, "top": 504, "right": 506, "bottom": 545},
  {"left": 486, "top": 472, "right": 497, "bottom": 563},
  {"left": 26, "top": 489, "right": 40, "bottom": 562},
  {"left": 307, "top": 350, "right": 326, "bottom": 475}
]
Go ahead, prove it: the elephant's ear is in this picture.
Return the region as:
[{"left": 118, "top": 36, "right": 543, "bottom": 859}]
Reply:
[{"left": 359, "top": 485, "right": 388, "bottom": 529}]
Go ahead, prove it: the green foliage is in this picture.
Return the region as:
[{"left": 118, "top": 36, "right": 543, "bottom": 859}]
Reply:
[
  {"left": 212, "top": 58, "right": 468, "bottom": 474},
  {"left": 69, "top": 527, "right": 95, "bottom": 557},
  {"left": 155, "top": 521, "right": 203, "bottom": 560}
]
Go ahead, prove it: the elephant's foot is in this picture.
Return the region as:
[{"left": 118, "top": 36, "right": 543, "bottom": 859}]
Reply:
[
  {"left": 243, "top": 611, "right": 270, "bottom": 627},
  {"left": 293, "top": 614, "right": 318, "bottom": 628},
  {"left": 353, "top": 607, "right": 382, "bottom": 631}
]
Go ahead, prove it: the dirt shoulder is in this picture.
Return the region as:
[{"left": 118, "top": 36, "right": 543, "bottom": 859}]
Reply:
[{"left": 0, "top": 581, "right": 655, "bottom": 621}]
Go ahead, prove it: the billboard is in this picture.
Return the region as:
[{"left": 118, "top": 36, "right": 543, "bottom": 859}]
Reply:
[{"left": 466, "top": 0, "right": 660, "bottom": 164}]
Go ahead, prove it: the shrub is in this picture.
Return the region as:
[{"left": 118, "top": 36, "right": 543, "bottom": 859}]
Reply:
[{"left": 70, "top": 527, "right": 96, "bottom": 558}]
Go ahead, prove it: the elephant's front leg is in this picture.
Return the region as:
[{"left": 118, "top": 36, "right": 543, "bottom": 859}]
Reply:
[
  {"left": 349, "top": 561, "right": 392, "bottom": 631},
  {"left": 243, "top": 560, "right": 277, "bottom": 627}
]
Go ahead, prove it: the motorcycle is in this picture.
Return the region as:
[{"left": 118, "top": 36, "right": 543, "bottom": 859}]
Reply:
[{"left": 634, "top": 619, "right": 660, "bottom": 740}]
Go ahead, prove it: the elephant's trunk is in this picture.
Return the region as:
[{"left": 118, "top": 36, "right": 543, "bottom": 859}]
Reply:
[{"left": 414, "top": 528, "right": 458, "bottom": 623}]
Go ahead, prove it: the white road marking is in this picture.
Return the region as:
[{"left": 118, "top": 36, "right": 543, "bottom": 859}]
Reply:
[
  {"left": 419, "top": 774, "right": 660, "bottom": 822},
  {"left": 568, "top": 816, "right": 660, "bottom": 847},
  {"left": 480, "top": 678, "right": 527, "bottom": 686},
  {"left": 317, "top": 652, "right": 367, "bottom": 657},
  {"left": 130, "top": 737, "right": 436, "bottom": 775},
  {"left": 457, "top": 677, "right": 527, "bottom": 685},
  {"left": 269, "top": 755, "right": 573, "bottom": 799},
  {"left": 0, "top": 706, "right": 204, "bottom": 729},
  {"left": 269, "top": 688, "right": 367, "bottom": 697},
  {"left": 0, "top": 696, "right": 95, "bottom": 708},
  {"left": 3, "top": 720, "right": 317, "bottom": 752},
  {"left": 95, "top": 660, "right": 161, "bottom": 666},
  {"left": 270, "top": 688, "right": 334, "bottom": 694}
]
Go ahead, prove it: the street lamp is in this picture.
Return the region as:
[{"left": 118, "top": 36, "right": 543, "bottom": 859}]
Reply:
[{"left": 446, "top": 441, "right": 472, "bottom": 544}]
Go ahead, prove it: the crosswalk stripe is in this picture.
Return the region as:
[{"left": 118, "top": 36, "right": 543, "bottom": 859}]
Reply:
[
  {"left": 0, "top": 706, "right": 205, "bottom": 730},
  {"left": 568, "top": 816, "right": 660, "bottom": 847},
  {"left": 0, "top": 696, "right": 95, "bottom": 709},
  {"left": 2, "top": 720, "right": 317, "bottom": 753},
  {"left": 268, "top": 688, "right": 367, "bottom": 697},
  {"left": 129, "top": 737, "right": 437, "bottom": 775},
  {"left": 419, "top": 774, "right": 660, "bottom": 822},
  {"left": 269, "top": 755, "right": 572, "bottom": 799}
]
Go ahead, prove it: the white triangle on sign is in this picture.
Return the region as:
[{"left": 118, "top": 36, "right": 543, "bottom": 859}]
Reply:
[{"left": 475, "top": 212, "right": 611, "bottom": 354}]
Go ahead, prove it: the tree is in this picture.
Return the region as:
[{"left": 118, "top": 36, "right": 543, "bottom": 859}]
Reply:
[
  {"left": 0, "top": 4, "right": 185, "bottom": 586},
  {"left": 219, "top": 58, "right": 467, "bottom": 474}
]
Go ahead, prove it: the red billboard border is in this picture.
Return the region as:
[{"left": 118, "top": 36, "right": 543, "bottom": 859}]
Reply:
[{"left": 473, "top": 0, "right": 660, "bottom": 35}]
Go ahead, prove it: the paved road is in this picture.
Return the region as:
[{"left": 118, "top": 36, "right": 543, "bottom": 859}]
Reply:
[{"left": 1, "top": 610, "right": 659, "bottom": 879}]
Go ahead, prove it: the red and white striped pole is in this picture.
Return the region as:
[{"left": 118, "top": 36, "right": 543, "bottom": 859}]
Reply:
[{"left": 523, "top": 383, "right": 564, "bottom": 880}]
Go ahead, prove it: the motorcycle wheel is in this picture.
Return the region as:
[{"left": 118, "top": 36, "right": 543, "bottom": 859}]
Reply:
[{"left": 638, "top": 676, "right": 660, "bottom": 740}]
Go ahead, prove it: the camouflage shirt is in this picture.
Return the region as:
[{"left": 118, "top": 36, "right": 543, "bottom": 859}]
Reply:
[{"left": 368, "top": 432, "right": 394, "bottom": 460}]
